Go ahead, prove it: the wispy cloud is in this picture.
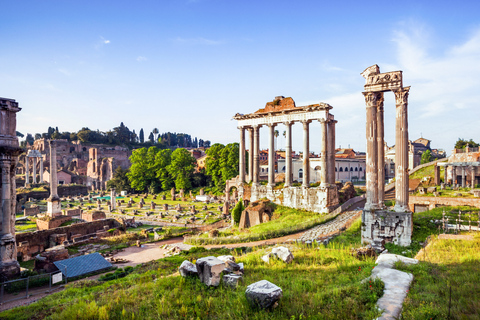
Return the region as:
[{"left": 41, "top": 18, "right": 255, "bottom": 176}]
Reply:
[
  {"left": 136, "top": 56, "right": 147, "bottom": 62},
  {"left": 173, "top": 37, "right": 224, "bottom": 45},
  {"left": 95, "top": 36, "right": 111, "bottom": 49},
  {"left": 58, "top": 68, "right": 71, "bottom": 76}
]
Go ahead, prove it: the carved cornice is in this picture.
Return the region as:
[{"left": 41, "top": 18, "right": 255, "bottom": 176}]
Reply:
[{"left": 233, "top": 102, "right": 332, "bottom": 120}]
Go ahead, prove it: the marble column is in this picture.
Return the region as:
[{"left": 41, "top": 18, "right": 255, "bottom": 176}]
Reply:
[
  {"left": 284, "top": 121, "right": 292, "bottom": 187},
  {"left": 394, "top": 88, "right": 410, "bottom": 212},
  {"left": 327, "top": 120, "right": 336, "bottom": 185},
  {"left": 238, "top": 126, "right": 246, "bottom": 183},
  {"left": 267, "top": 124, "right": 276, "bottom": 187},
  {"left": 252, "top": 125, "right": 260, "bottom": 184},
  {"left": 451, "top": 166, "right": 455, "bottom": 185},
  {"left": 32, "top": 157, "right": 37, "bottom": 184},
  {"left": 302, "top": 120, "right": 311, "bottom": 188},
  {"left": 320, "top": 119, "right": 328, "bottom": 187},
  {"left": 461, "top": 166, "right": 466, "bottom": 188},
  {"left": 248, "top": 128, "right": 254, "bottom": 183},
  {"left": 471, "top": 166, "right": 476, "bottom": 187},
  {"left": 47, "top": 140, "right": 61, "bottom": 217},
  {"left": 434, "top": 165, "right": 441, "bottom": 186},
  {"left": 1, "top": 160, "right": 12, "bottom": 235},
  {"left": 111, "top": 188, "right": 116, "bottom": 210},
  {"left": 39, "top": 156, "right": 44, "bottom": 183},
  {"left": 363, "top": 92, "right": 380, "bottom": 210},
  {"left": 25, "top": 156, "right": 29, "bottom": 185},
  {"left": 376, "top": 95, "right": 385, "bottom": 208}
]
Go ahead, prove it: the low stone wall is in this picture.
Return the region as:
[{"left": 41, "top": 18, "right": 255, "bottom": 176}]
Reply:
[
  {"left": 64, "top": 208, "right": 81, "bottom": 216},
  {"left": 249, "top": 185, "right": 339, "bottom": 214},
  {"left": 409, "top": 196, "right": 480, "bottom": 212},
  {"left": 82, "top": 211, "right": 106, "bottom": 222},
  {"left": 330, "top": 194, "right": 366, "bottom": 215},
  {"left": 16, "top": 185, "right": 89, "bottom": 202},
  {"left": 36, "top": 216, "right": 72, "bottom": 231},
  {"left": 23, "top": 206, "right": 40, "bottom": 216},
  {"left": 16, "top": 219, "right": 119, "bottom": 261}
]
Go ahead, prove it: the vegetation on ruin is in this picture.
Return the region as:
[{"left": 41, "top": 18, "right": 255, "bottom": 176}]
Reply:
[
  {"left": 454, "top": 138, "right": 479, "bottom": 149},
  {"left": 0, "top": 244, "right": 384, "bottom": 320},
  {"left": 412, "top": 186, "right": 478, "bottom": 198},
  {"left": 185, "top": 205, "right": 337, "bottom": 245}
]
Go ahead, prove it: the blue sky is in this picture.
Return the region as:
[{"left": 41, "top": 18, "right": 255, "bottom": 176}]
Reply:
[{"left": 1, "top": 0, "right": 479, "bottom": 154}]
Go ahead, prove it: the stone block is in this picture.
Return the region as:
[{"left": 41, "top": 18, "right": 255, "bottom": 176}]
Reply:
[
  {"left": 179, "top": 260, "right": 198, "bottom": 277},
  {"left": 196, "top": 256, "right": 225, "bottom": 286},
  {"left": 245, "top": 280, "right": 282, "bottom": 309},
  {"left": 223, "top": 274, "right": 243, "bottom": 289},
  {"left": 272, "top": 246, "right": 294, "bottom": 263}
]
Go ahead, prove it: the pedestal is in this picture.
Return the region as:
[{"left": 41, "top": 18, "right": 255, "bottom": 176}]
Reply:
[
  {"left": 0, "top": 234, "right": 20, "bottom": 277},
  {"left": 361, "top": 209, "right": 412, "bottom": 247},
  {"left": 47, "top": 198, "right": 62, "bottom": 217}
]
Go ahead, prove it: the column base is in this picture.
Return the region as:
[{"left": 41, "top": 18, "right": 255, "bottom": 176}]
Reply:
[
  {"left": 47, "top": 199, "right": 62, "bottom": 217},
  {"left": 361, "top": 209, "right": 412, "bottom": 247},
  {"left": 393, "top": 204, "right": 410, "bottom": 213},
  {"left": 0, "top": 234, "right": 20, "bottom": 279}
]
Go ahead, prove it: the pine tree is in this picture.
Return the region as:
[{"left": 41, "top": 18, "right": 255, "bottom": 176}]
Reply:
[{"left": 139, "top": 128, "right": 144, "bottom": 143}]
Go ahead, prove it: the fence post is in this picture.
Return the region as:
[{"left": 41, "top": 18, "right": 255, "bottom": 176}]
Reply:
[
  {"left": 48, "top": 273, "right": 52, "bottom": 293},
  {"left": 26, "top": 277, "right": 29, "bottom": 299}
]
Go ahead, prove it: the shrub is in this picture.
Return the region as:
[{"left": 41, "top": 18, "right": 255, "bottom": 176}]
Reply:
[{"left": 231, "top": 198, "right": 244, "bottom": 224}]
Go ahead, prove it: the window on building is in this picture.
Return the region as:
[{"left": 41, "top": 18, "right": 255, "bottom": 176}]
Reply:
[
  {"left": 339, "top": 167, "right": 343, "bottom": 172},
  {"left": 282, "top": 166, "right": 285, "bottom": 172},
  {"left": 298, "top": 169, "right": 303, "bottom": 178},
  {"left": 355, "top": 167, "right": 358, "bottom": 171},
  {"left": 345, "top": 167, "right": 348, "bottom": 171},
  {"left": 335, "top": 167, "right": 337, "bottom": 172},
  {"left": 359, "top": 167, "right": 362, "bottom": 171},
  {"left": 350, "top": 167, "right": 353, "bottom": 171}
]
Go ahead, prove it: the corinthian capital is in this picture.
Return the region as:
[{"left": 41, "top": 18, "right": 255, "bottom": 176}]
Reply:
[
  {"left": 362, "top": 92, "right": 383, "bottom": 107},
  {"left": 394, "top": 87, "right": 410, "bottom": 105}
]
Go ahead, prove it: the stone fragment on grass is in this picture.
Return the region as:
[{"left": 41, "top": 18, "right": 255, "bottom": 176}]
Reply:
[
  {"left": 245, "top": 280, "right": 282, "bottom": 309},
  {"left": 272, "top": 246, "right": 294, "bottom": 263},
  {"left": 179, "top": 260, "right": 198, "bottom": 277},
  {"left": 196, "top": 256, "right": 225, "bottom": 286},
  {"left": 223, "top": 273, "right": 243, "bottom": 289},
  {"left": 261, "top": 253, "right": 272, "bottom": 263},
  {"left": 217, "top": 255, "right": 235, "bottom": 263}
]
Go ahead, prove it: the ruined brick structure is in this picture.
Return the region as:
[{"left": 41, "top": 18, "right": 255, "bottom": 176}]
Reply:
[{"left": 21, "top": 139, "right": 131, "bottom": 190}]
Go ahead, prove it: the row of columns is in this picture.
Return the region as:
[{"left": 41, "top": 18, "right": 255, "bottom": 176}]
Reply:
[
  {"left": 25, "top": 155, "right": 44, "bottom": 184},
  {"left": 363, "top": 88, "right": 410, "bottom": 212},
  {"left": 238, "top": 119, "right": 336, "bottom": 188},
  {"left": 445, "top": 165, "right": 477, "bottom": 188}
]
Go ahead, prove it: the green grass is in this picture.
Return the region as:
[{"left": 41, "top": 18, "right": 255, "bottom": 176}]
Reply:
[
  {"left": 410, "top": 164, "right": 445, "bottom": 181},
  {"left": 0, "top": 245, "right": 383, "bottom": 320},
  {"left": 397, "top": 233, "right": 480, "bottom": 319},
  {"left": 185, "top": 205, "right": 339, "bottom": 245},
  {"left": 413, "top": 186, "right": 476, "bottom": 198}
]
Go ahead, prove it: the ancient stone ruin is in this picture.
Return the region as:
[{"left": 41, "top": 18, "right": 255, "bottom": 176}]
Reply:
[
  {"left": 0, "top": 97, "right": 22, "bottom": 278},
  {"left": 233, "top": 96, "right": 339, "bottom": 214},
  {"left": 360, "top": 65, "right": 412, "bottom": 247},
  {"left": 239, "top": 200, "right": 274, "bottom": 229}
]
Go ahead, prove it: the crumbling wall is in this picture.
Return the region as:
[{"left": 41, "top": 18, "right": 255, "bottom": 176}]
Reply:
[{"left": 361, "top": 210, "right": 412, "bottom": 246}]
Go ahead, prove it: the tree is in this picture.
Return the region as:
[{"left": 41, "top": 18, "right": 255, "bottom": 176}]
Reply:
[
  {"left": 152, "top": 128, "right": 159, "bottom": 143},
  {"left": 205, "top": 143, "right": 225, "bottom": 188},
  {"left": 455, "top": 138, "right": 479, "bottom": 149},
  {"left": 139, "top": 128, "right": 144, "bottom": 143},
  {"left": 220, "top": 143, "right": 239, "bottom": 183},
  {"left": 167, "top": 148, "right": 196, "bottom": 190},
  {"left": 107, "top": 166, "right": 132, "bottom": 192},
  {"left": 420, "top": 150, "right": 433, "bottom": 164},
  {"left": 148, "top": 132, "right": 154, "bottom": 143},
  {"left": 155, "top": 149, "right": 174, "bottom": 190},
  {"left": 232, "top": 198, "right": 244, "bottom": 225},
  {"left": 25, "top": 133, "right": 34, "bottom": 145},
  {"left": 127, "top": 147, "right": 160, "bottom": 191},
  {"left": 204, "top": 140, "right": 211, "bottom": 148}
]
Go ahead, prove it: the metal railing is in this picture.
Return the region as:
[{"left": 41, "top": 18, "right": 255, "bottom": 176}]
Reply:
[
  {"left": 0, "top": 271, "right": 65, "bottom": 304},
  {"left": 441, "top": 210, "right": 480, "bottom": 233}
]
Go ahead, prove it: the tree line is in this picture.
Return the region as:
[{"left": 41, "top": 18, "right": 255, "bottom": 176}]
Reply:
[
  {"left": 108, "top": 143, "right": 239, "bottom": 193},
  {"left": 21, "top": 123, "right": 210, "bottom": 150}
]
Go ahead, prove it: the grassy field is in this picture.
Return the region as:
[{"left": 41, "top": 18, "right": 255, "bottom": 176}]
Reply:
[
  {"left": 185, "top": 205, "right": 338, "bottom": 245},
  {"left": 0, "top": 243, "right": 383, "bottom": 320}
]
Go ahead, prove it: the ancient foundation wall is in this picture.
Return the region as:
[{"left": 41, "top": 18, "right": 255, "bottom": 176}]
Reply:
[
  {"left": 36, "top": 216, "right": 72, "bottom": 230},
  {"left": 249, "top": 185, "right": 339, "bottom": 214},
  {"left": 16, "top": 185, "right": 89, "bottom": 202},
  {"left": 16, "top": 219, "right": 118, "bottom": 260},
  {"left": 23, "top": 206, "right": 40, "bottom": 216},
  {"left": 361, "top": 210, "right": 412, "bottom": 246},
  {"left": 409, "top": 196, "right": 480, "bottom": 212}
]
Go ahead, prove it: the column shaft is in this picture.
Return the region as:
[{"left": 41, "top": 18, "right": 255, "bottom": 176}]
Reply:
[
  {"left": 268, "top": 124, "right": 276, "bottom": 187},
  {"left": 320, "top": 119, "right": 328, "bottom": 187},
  {"left": 49, "top": 141, "right": 59, "bottom": 198},
  {"left": 471, "top": 166, "right": 476, "bottom": 187},
  {"left": 239, "top": 127, "right": 246, "bottom": 183},
  {"left": 284, "top": 122, "right": 292, "bottom": 187},
  {"left": 32, "top": 157, "right": 37, "bottom": 184},
  {"left": 377, "top": 96, "right": 385, "bottom": 208},
  {"left": 462, "top": 166, "right": 466, "bottom": 188},
  {"left": 25, "top": 157, "right": 29, "bottom": 185},
  {"left": 394, "top": 88, "right": 410, "bottom": 212},
  {"left": 1, "top": 160, "right": 12, "bottom": 235},
  {"left": 302, "top": 121, "right": 310, "bottom": 187},
  {"left": 327, "top": 120, "right": 336, "bottom": 184},
  {"left": 248, "top": 128, "right": 254, "bottom": 183},
  {"left": 39, "top": 157, "right": 44, "bottom": 183},
  {"left": 363, "top": 92, "right": 379, "bottom": 210},
  {"left": 252, "top": 126, "right": 260, "bottom": 184}
]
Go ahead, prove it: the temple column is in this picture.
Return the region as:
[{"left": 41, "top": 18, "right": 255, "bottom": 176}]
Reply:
[
  {"left": 238, "top": 126, "right": 246, "bottom": 183},
  {"left": 111, "top": 188, "right": 116, "bottom": 210},
  {"left": 462, "top": 166, "right": 466, "bottom": 188},
  {"left": 25, "top": 156, "right": 29, "bottom": 185},
  {"left": 252, "top": 125, "right": 260, "bottom": 184},
  {"left": 302, "top": 120, "right": 311, "bottom": 187},
  {"left": 248, "top": 128, "right": 254, "bottom": 183},
  {"left": 39, "top": 156, "right": 44, "bottom": 182},
  {"left": 327, "top": 120, "right": 336, "bottom": 184},
  {"left": 434, "top": 165, "right": 441, "bottom": 186},
  {"left": 1, "top": 159, "right": 12, "bottom": 235},
  {"left": 451, "top": 166, "right": 455, "bottom": 185},
  {"left": 363, "top": 92, "right": 380, "bottom": 210},
  {"left": 267, "top": 124, "right": 276, "bottom": 187},
  {"left": 471, "top": 166, "right": 476, "bottom": 187},
  {"left": 282, "top": 121, "right": 292, "bottom": 187},
  {"left": 377, "top": 94, "right": 385, "bottom": 208},
  {"left": 32, "top": 157, "right": 37, "bottom": 184},
  {"left": 394, "top": 88, "right": 410, "bottom": 212},
  {"left": 320, "top": 119, "right": 328, "bottom": 187},
  {"left": 47, "top": 140, "right": 61, "bottom": 217}
]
